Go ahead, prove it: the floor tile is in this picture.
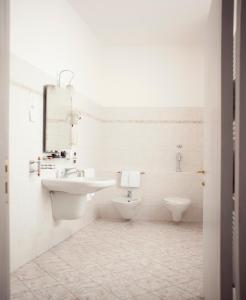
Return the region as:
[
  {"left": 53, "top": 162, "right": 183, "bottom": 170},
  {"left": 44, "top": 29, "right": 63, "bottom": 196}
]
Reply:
[
  {"left": 135, "top": 276, "right": 171, "bottom": 292},
  {"left": 15, "top": 262, "right": 46, "bottom": 281},
  {"left": 34, "top": 285, "right": 76, "bottom": 300},
  {"left": 76, "top": 287, "right": 116, "bottom": 300},
  {"left": 11, "top": 291, "right": 37, "bottom": 300},
  {"left": 153, "top": 286, "right": 194, "bottom": 300},
  {"left": 23, "top": 274, "right": 58, "bottom": 291},
  {"left": 11, "top": 276, "right": 29, "bottom": 295},
  {"left": 134, "top": 293, "right": 163, "bottom": 300},
  {"left": 11, "top": 220, "right": 203, "bottom": 300}
]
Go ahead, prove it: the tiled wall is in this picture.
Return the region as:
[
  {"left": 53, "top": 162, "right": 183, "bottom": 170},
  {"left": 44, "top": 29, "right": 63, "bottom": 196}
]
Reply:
[
  {"left": 9, "top": 56, "right": 99, "bottom": 271},
  {"left": 94, "top": 107, "right": 204, "bottom": 222}
]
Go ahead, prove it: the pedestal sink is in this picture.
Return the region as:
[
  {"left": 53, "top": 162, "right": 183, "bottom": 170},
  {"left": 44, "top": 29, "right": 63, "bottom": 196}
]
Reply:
[
  {"left": 42, "top": 176, "right": 116, "bottom": 220},
  {"left": 42, "top": 177, "right": 116, "bottom": 195}
]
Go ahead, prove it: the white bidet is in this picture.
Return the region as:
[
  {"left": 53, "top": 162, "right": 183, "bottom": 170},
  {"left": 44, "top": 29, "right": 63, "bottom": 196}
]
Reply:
[{"left": 112, "top": 196, "right": 141, "bottom": 220}]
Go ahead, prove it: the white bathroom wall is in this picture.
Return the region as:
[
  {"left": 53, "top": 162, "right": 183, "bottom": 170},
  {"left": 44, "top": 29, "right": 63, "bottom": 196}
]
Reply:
[
  {"left": 95, "top": 107, "right": 204, "bottom": 222},
  {"left": 10, "top": 0, "right": 104, "bottom": 271},
  {"left": 99, "top": 45, "right": 205, "bottom": 107},
  {"left": 9, "top": 56, "right": 100, "bottom": 271},
  {"left": 10, "top": 0, "right": 102, "bottom": 102}
]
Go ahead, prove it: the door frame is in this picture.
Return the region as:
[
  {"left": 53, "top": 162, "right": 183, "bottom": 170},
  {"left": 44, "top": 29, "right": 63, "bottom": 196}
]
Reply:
[
  {"left": 235, "top": 0, "right": 246, "bottom": 299},
  {"left": 0, "top": 1, "right": 236, "bottom": 299},
  {"left": 0, "top": 0, "right": 10, "bottom": 299},
  {"left": 203, "top": 0, "right": 234, "bottom": 299},
  {"left": 221, "top": 0, "right": 234, "bottom": 299}
]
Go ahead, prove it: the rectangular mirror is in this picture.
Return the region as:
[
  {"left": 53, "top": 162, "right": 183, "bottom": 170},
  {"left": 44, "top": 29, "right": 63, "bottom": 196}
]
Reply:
[{"left": 43, "top": 85, "right": 72, "bottom": 152}]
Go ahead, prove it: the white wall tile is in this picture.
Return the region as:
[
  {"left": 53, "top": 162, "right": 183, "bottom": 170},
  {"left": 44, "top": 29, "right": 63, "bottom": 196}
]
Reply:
[{"left": 98, "top": 107, "right": 203, "bottom": 222}]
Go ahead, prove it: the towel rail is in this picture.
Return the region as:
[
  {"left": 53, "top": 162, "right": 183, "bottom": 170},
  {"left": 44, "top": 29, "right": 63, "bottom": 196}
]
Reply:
[{"left": 117, "top": 171, "right": 145, "bottom": 174}]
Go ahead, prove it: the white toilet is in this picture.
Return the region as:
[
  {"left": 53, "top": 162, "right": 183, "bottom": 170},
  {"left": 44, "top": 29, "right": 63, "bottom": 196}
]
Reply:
[
  {"left": 112, "top": 196, "right": 141, "bottom": 220},
  {"left": 163, "top": 197, "right": 191, "bottom": 222}
]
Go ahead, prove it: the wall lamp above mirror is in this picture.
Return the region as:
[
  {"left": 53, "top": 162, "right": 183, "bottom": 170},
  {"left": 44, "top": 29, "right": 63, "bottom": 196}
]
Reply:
[{"left": 57, "top": 69, "right": 75, "bottom": 89}]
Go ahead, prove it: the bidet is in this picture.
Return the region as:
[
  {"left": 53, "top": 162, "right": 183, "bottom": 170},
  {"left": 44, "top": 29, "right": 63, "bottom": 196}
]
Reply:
[{"left": 112, "top": 196, "right": 141, "bottom": 220}]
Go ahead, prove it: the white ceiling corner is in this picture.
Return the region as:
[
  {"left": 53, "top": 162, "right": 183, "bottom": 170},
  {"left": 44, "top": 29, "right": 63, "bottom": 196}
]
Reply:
[{"left": 68, "top": 0, "right": 212, "bottom": 45}]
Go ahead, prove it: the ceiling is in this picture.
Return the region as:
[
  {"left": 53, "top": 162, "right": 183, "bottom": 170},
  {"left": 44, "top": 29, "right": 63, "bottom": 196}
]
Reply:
[{"left": 68, "top": 0, "right": 211, "bottom": 45}]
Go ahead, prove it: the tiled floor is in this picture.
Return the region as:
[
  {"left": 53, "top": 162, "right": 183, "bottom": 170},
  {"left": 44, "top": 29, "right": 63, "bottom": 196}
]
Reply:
[{"left": 11, "top": 220, "right": 203, "bottom": 300}]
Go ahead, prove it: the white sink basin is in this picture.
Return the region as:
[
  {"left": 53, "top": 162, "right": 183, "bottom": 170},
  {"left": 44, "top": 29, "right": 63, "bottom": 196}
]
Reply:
[
  {"left": 42, "top": 176, "right": 116, "bottom": 220},
  {"left": 42, "top": 177, "right": 116, "bottom": 195}
]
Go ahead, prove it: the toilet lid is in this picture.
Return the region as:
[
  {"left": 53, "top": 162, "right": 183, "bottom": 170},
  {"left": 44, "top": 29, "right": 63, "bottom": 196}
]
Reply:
[{"left": 164, "top": 197, "right": 191, "bottom": 205}]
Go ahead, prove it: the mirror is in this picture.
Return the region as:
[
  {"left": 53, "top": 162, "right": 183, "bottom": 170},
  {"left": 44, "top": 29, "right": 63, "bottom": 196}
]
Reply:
[{"left": 43, "top": 85, "right": 72, "bottom": 153}]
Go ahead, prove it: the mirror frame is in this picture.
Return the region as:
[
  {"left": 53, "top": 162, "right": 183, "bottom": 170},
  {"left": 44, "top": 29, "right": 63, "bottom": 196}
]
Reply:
[
  {"left": 43, "top": 84, "right": 72, "bottom": 153},
  {"left": 43, "top": 85, "right": 48, "bottom": 152}
]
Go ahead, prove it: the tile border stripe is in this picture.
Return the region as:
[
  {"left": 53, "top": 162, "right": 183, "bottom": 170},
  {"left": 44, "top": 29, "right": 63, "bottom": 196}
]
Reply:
[{"left": 11, "top": 80, "right": 203, "bottom": 124}]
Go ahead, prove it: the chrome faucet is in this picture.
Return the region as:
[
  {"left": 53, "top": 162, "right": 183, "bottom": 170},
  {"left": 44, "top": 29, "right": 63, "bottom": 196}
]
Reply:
[
  {"left": 63, "top": 168, "right": 84, "bottom": 178},
  {"left": 64, "top": 167, "right": 80, "bottom": 177},
  {"left": 127, "top": 190, "right": 132, "bottom": 198}
]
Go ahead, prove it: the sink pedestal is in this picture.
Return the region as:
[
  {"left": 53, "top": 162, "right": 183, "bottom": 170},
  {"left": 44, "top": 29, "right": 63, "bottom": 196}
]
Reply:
[{"left": 50, "top": 192, "right": 87, "bottom": 220}]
